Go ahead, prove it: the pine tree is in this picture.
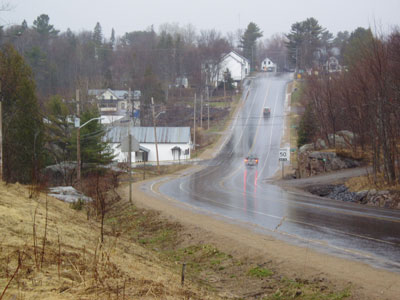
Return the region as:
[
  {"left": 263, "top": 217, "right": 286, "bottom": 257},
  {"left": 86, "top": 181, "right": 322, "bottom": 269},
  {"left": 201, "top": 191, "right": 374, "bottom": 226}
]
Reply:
[
  {"left": 44, "top": 95, "right": 72, "bottom": 165},
  {"left": 0, "top": 44, "right": 44, "bottom": 183},
  {"left": 297, "top": 102, "right": 316, "bottom": 147},
  {"left": 223, "top": 68, "right": 234, "bottom": 90},
  {"left": 110, "top": 28, "right": 115, "bottom": 47},
  {"left": 70, "top": 109, "right": 114, "bottom": 173},
  {"left": 33, "top": 14, "right": 59, "bottom": 37},
  {"left": 93, "top": 22, "right": 103, "bottom": 46},
  {"left": 286, "top": 18, "right": 326, "bottom": 70},
  {"left": 240, "top": 22, "right": 263, "bottom": 71}
]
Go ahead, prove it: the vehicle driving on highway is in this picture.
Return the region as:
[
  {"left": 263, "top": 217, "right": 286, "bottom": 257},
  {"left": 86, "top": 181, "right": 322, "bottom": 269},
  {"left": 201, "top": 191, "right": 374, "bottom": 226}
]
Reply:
[
  {"left": 244, "top": 155, "right": 259, "bottom": 166},
  {"left": 263, "top": 107, "right": 271, "bottom": 117}
]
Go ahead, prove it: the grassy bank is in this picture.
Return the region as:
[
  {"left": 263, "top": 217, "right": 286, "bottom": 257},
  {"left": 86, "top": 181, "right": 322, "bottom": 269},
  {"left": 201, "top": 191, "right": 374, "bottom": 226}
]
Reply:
[{"left": 105, "top": 199, "right": 352, "bottom": 299}]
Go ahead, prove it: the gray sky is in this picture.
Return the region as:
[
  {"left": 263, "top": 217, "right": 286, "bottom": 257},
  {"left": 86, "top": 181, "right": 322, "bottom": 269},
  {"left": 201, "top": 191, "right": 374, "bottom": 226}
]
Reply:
[{"left": 2, "top": 0, "right": 399, "bottom": 39}]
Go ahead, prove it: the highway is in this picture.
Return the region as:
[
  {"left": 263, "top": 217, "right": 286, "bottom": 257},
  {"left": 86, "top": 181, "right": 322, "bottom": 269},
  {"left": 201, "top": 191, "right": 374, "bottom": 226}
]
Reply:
[{"left": 149, "top": 73, "right": 400, "bottom": 272}]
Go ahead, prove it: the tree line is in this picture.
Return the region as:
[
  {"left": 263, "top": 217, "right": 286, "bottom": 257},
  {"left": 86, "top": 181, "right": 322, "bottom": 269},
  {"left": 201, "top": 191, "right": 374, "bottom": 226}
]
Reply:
[
  {"left": 296, "top": 25, "right": 400, "bottom": 185},
  {"left": 0, "top": 15, "right": 267, "bottom": 103},
  {"left": 0, "top": 15, "right": 267, "bottom": 184}
]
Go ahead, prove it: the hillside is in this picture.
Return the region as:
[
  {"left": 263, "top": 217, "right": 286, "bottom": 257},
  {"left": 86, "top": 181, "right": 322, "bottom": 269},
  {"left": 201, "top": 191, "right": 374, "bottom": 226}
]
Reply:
[
  {"left": 0, "top": 182, "right": 215, "bottom": 299},
  {"left": 0, "top": 180, "right": 363, "bottom": 300}
]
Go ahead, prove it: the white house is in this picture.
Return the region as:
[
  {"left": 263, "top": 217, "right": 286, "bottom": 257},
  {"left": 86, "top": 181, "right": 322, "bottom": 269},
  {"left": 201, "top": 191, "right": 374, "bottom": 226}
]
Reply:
[
  {"left": 217, "top": 51, "right": 250, "bottom": 83},
  {"left": 175, "top": 76, "right": 189, "bottom": 88},
  {"left": 105, "top": 126, "right": 191, "bottom": 164},
  {"left": 88, "top": 88, "right": 141, "bottom": 116},
  {"left": 261, "top": 57, "right": 276, "bottom": 72},
  {"left": 323, "top": 56, "right": 341, "bottom": 73}
]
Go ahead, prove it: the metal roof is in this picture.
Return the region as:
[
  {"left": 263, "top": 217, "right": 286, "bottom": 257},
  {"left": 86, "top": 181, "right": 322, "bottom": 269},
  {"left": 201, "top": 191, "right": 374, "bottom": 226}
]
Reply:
[
  {"left": 105, "top": 126, "right": 191, "bottom": 144},
  {"left": 88, "top": 89, "right": 142, "bottom": 100}
]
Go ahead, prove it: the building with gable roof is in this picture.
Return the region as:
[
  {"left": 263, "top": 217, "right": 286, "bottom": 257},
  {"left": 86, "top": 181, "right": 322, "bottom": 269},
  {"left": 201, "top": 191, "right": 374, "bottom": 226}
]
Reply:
[
  {"left": 88, "top": 88, "right": 141, "bottom": 115},
  {"left": 104, "top": 126, "right": 191, "bottom": 163},
  {"left": 261, "top": 57, "right": 276, "bottom": 72},
  {"left": 217, "top": 51, "right": 250, "bottom": 83}
]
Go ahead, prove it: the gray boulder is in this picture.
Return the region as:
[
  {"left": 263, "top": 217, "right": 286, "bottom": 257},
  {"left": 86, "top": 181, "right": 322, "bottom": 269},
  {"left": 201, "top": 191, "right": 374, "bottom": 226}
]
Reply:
[
  {"left": 299, "top": 143, "right": 314, "bottom": 153},
  {"left": 48, "top": 186, "right": 92, "bottom": 203}
]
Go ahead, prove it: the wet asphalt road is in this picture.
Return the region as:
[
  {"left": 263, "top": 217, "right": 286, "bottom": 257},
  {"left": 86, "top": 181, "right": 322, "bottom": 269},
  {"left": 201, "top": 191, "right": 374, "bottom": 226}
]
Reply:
[{"left": 153, "top": 73, "right": 400, "bottom": 272}]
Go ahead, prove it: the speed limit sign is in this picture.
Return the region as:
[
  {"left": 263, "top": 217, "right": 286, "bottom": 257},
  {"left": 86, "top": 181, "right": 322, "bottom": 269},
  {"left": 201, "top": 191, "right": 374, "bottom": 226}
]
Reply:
[{"left": 279, "top": 148, "right": 290, "bottom": 162}]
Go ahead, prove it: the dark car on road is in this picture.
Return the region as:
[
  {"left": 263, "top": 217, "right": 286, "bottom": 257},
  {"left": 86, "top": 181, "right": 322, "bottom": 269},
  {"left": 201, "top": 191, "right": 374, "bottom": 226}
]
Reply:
[
  {"left": 263, "top": 107, "right": 271, "bottom": 117},
  {"left": 245, "top": 155, "right": 259, "bottom": 166}
]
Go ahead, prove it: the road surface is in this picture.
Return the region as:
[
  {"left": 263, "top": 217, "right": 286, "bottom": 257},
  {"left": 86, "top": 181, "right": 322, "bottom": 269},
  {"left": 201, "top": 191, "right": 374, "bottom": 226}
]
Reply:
[{"left": 149, "top": 73, "right": 400, "bottom": 272}]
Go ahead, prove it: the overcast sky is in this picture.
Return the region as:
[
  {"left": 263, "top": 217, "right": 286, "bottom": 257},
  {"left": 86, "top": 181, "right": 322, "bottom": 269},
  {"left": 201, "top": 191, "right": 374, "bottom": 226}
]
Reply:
[{"left": 1, "top": 0, "right": 399, "bottom": 39}]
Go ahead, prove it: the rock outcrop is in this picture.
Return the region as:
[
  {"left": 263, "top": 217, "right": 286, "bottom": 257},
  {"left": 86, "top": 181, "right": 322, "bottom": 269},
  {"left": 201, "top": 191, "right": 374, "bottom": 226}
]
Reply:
[{"left": 306, "top": 184, "right": 400, "bottom": 210}]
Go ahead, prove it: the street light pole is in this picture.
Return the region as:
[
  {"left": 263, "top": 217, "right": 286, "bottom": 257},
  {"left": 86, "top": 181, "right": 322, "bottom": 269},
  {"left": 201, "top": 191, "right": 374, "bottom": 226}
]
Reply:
[
  {"left": 75, "top": 88, "right": 102, "bottom": 190},
  {"left": 0, "top": 86, "right": 2, "bottom": 182},
  {"left": 76, "top": 89, "right": 81, "bottom": 189},
  {"left": 151, "top": 97, "right": 160, "bottom": 173},
  {"left": 193, "top": 93, "right": 196, "bottom": 151}
]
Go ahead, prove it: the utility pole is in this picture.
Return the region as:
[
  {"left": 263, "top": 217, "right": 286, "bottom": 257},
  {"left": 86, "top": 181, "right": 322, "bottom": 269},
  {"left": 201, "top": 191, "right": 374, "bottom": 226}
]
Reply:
[
  {"left": 200, "top": 94, "right": 203, "bottom": 129},
  {"left": 251, "top": 46, "right": 254, "bottom": 72},
  {"left": 151, "top": 97, "right": 160, "bottom": 173},
  {"left": 193, "top": 93, "right": 196, "bottom": 150},
  {"left": 128, "top": 133, "right": 132, "bottom": 203},
  {"left": 223, "top": 79, "right": 226, "bottom": 100},
  {"left": 0, "top": 82, "right": 2, "bottom": 182},
  {"left": 76, "top": 89, "right": 81, "bottom": 189},
  {"left": 128, "top": 87, "right": 133, "bottom": 125},
  {"left": 206, "top": 86, "right": 210, "bottom": 130}
]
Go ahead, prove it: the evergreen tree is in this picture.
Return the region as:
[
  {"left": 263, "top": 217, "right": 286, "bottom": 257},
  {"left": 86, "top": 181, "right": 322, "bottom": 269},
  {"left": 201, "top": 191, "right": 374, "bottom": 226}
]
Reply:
[
  {"left": 44, "top": 95, "right": 72, "bottom": 165},
  {"left": 21, "top": 20, "right": 28, "bottom": 31},
  {"left": 286, "top": 18, "right": 326, "bottom": 69},
  {"left": 110, "top": 28, "right": 115, "bottom": 47},
  {"left": 223, "top": 68, "right": 234, "bottom": 90},
  {"left": 240, "top": 22, "right": 263, "bottom": 71},
  {"left": 343, "top": 27, "right": 373, "bottom": 67},
  {"left": 70, "top": 109, "right": 114, "bottom": 172},
  {"left": 0, "top": 44, "right": 44, "bottom": 183},
  {"left": 297, "top": 102, "right": 316, "bottom": 147},
  {"left": 93, "top": 22, "right": 103, "bottom": 46},
  {"left": 140, "top": 66, "right": 165, "bottom": 104},
  {"left": 33, "top": 14, "right": 59, "bottom": 37}
]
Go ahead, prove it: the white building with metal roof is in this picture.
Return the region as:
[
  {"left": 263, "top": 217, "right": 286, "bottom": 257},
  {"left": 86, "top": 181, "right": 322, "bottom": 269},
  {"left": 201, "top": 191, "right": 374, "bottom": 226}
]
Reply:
[{"left": 105, "top": 126, "right": 191, "bottom": 163}]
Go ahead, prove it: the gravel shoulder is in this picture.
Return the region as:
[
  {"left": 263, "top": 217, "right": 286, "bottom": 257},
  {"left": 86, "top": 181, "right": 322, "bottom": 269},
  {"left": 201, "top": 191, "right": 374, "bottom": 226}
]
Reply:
[{"left": 275, "top": 167, "right": 370, "bottom": 194}]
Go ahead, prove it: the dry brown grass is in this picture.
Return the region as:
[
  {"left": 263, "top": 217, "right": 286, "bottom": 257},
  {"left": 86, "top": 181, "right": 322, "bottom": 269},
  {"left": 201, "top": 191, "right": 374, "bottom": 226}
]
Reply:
[
  {"left": 346, "top": 173, "right": 400, "bottom": 192},
  {"left": 0, "top": 182, "right": 219, "bottom": 299}
]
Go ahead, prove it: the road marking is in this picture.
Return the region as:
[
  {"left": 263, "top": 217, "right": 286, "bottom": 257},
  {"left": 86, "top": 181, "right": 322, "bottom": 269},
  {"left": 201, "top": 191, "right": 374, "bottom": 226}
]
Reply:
[
  {"left": 176, "top": 180, "right": 400, "bottom": 247},
  {"left": 260, "top": 91, "right": 281, "bottom": 176},
  {"left": 219, "top": 80, "right": 271, "bottom": 187}
]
